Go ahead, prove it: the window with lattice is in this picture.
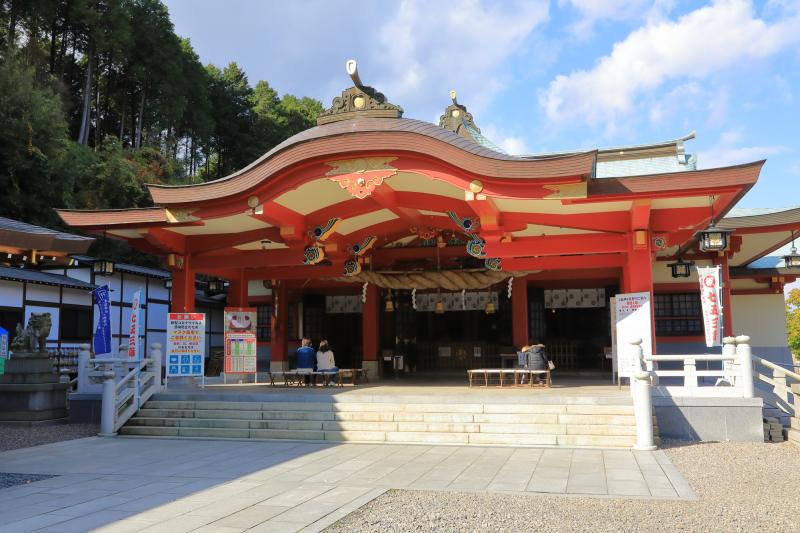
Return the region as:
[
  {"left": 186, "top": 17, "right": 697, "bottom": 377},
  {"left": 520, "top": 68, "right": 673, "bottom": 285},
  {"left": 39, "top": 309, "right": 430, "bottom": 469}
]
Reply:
[{"left": 654, "top": 293, "right": 703, "bottom": 336}]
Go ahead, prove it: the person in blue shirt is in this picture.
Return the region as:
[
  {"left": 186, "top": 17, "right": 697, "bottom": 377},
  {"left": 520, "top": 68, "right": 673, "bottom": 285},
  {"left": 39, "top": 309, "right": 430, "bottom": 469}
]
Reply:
[{"left": 295, "top": 338, "right": 316, "bottom": 385}]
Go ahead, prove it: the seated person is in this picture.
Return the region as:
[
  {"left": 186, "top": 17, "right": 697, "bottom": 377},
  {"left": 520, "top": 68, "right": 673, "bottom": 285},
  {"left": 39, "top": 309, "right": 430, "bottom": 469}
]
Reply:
[
  {"left": 295, "top": 338, "right": 316, "bottom": 384},
  {"left": 316, "top": 340, "right": 338, "bottom": 383},
  {"left": 520, "top": 342, "right": 549, "bottom": 384}
]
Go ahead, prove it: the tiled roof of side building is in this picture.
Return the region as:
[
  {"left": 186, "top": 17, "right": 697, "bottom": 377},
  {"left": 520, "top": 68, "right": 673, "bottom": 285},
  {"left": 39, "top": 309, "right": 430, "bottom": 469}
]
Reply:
[
  {"left": 0, "top": 265, "right": 97, "bottom": 290},
  {"left": 596, "top": 154, "right": 697, "bottom": 178}
]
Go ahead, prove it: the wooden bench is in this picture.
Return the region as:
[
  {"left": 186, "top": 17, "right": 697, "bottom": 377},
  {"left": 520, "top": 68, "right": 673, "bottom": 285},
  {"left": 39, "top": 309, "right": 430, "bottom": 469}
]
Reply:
[{"left": 467, "top": 368, "right": 551, "bottom": 388}]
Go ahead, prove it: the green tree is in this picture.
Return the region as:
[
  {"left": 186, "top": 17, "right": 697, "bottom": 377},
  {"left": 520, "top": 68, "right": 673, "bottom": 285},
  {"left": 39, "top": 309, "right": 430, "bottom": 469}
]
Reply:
[
  {"left": 787, "top": 288, "right": 800, "bottom": 359},
  {"left": 0, "top": 56, "right": 72, "bottom": 226}
]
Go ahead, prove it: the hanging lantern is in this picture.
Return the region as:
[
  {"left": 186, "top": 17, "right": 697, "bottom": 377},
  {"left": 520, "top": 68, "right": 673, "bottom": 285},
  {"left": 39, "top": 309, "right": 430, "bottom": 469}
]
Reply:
[
  {"left": 92, "top": 259, "right": 115, "bottom": 276},
  {"left": 434, "top": 290, "right": 445, "bottom": 314},
  {"left": 783, "top": 233, "right": 800, "bottom": 268},
  {"left": 696, "top": 224, "right": 733, "bottom": 252},
  {"left": 385, "top": 289, "right": 394, "bottom": 312},
  {"left": 668, "top": 257, "right": 694, "bottom": 278},
  {"left": 207, "top": 278, "right": 226, "bottom": 294}
]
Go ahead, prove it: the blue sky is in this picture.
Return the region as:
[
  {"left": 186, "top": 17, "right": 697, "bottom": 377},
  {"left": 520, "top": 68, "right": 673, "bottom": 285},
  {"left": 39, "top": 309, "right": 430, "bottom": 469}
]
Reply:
[{"left": 163, "top": 0, "right": 799, "bottom": 209}]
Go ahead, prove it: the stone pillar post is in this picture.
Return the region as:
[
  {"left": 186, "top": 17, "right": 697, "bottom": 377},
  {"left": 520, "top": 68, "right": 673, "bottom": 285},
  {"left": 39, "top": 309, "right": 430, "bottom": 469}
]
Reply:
[
  {"left": 98, "top": 369, "right": 117, "bottom": 437},
  {"left": 735, "top": 335, "right": 754, "bottom": 398},
  {"left": 629, "top": 338, "right": 656, "bottom": 450}
]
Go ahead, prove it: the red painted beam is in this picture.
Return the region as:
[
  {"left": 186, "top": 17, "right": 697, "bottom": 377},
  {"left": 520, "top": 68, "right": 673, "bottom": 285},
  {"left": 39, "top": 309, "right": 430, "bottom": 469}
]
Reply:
[
  {"left": 484, "top": 233, "right": 628, "bottom": 258},
  {"left": 189, "top": 227, "right": 284, "bottom": 255},
  {"left": 503, "top": 254, "right": 625, "bottom": 271},
  {"left": 502, "top": 212, "right": 628, "bottom": 234},
  {"left": 142, "top": 228, "right": 186, "bottom": 254},
  {"left": 254, "top": 201, "right": 307, "bottom": 244},
  {"left": 630, "top": 199, "right": 651, "bottom": 230}
]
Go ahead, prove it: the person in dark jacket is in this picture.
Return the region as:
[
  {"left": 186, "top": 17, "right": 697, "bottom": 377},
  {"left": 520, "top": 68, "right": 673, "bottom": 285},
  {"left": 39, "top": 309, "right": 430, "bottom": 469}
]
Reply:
[{"left": 520, "top": 342, "right": 549, "bottom": 384}]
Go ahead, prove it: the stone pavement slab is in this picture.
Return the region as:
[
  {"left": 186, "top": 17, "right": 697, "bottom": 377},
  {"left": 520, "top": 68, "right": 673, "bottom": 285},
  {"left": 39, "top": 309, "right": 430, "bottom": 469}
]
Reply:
[{"left": 0, "top": 436, "right": 696, "bottom": 532}]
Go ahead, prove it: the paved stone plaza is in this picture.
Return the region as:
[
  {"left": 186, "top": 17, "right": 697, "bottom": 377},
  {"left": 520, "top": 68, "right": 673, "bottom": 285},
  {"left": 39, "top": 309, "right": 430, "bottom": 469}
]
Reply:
[{"left": 0, "top": 436, "right": 694, "bottom": 532}]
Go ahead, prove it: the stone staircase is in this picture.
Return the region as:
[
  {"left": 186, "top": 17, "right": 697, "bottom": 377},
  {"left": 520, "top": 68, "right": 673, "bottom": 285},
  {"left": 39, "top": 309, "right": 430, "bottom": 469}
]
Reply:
[{"left": 120, "top": 396, "right": 658, "bottom": 448}]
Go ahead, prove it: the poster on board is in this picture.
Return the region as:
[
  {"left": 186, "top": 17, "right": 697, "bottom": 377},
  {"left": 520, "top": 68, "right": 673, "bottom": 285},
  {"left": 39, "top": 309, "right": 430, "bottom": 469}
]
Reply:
[
  {"left": 223, "top": 307, "right": 257, "bottom": 377},
  {"left": 166, "top": 313, "right": 205, "bottom": 378},
  {"left": 697, "top": 266, "right": 723, "bottom": 348},
  {"left": 223, "top": 307, "right": 256, "bottom": 334},
  {"left": 614, "top": 292, "right": 652, "bottom": 378},
  {"left": 224, "top": 333, "right": 257, "bottom": 374}
]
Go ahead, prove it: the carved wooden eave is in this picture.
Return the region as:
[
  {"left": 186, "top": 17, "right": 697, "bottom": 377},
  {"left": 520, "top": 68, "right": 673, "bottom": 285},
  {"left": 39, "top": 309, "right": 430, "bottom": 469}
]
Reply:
[{"left": 317, "top": 86, "right": 403, "bottom": 125}]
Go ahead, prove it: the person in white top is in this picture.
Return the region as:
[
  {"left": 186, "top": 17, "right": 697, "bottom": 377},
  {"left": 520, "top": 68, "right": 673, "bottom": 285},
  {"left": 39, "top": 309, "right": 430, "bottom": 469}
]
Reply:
[{"left": 316, "top": 340, "right": 338, "bottom": 384}]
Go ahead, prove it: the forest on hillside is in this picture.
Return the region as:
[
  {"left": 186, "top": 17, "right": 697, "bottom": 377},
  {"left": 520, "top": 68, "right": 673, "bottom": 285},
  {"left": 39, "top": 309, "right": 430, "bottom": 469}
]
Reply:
[{"left": 0, "top": 0, "right": 324, "bottom": 236}]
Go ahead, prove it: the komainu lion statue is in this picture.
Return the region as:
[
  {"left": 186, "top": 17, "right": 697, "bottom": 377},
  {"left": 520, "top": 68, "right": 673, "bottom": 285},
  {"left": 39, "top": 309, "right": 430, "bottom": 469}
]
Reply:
[{"left": 10, "top": 313, "right": 52, "bottom": 354}]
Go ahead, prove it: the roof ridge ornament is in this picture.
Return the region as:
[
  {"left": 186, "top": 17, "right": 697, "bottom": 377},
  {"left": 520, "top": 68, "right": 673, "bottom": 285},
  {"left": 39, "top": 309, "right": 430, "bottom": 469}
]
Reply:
[
  {"left": 439, "top": 89, "right": 481, "bottom": 140},
  {"left": 317, "top": 59, "right": 403, "bottom": 125}
]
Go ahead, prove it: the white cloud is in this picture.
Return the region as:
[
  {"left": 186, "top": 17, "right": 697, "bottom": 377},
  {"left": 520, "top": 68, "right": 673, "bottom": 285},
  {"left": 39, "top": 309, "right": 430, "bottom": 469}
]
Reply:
[
  {"left": 698, "top": 129, "right": 788, "bottom": 168},
  {"left": 540, "top": 0, "right": 800, "bottom": 130},
  {"left": 373, "top": 0, "right": 549, "bottom": 119},
  {"left": 500, "top": 136, "right": 529, "bottom": 155},
  {"left": 560, "top": 0, "right": 670, "bottom": 35}
]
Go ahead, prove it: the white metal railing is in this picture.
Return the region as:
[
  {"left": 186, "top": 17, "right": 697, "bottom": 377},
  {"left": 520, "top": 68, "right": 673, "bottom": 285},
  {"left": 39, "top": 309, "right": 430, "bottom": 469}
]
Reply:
[
  {"left": 84, "top": 343, "right": 163, "bottom": 436},
  {"left": 753, "top": 355, "right": 799, "bottom": 418}
]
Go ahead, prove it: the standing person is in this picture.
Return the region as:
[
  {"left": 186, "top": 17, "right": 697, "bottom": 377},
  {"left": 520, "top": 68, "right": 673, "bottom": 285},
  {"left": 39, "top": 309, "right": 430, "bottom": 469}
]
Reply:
[
  {"left": 295, "top": 338, "right": 316, "bottom": 385},
  {"left": 316, "top": 340, "right": 338, "bottom": 384}
]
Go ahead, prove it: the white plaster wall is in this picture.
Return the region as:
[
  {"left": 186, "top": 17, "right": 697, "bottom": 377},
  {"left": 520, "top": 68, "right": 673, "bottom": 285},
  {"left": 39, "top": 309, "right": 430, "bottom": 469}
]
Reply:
[
  {"left": 62, "top": 288, "right": 91, "bottom": 306},
  {"left": 94, "top": 273, "right": 122, "bottom": 302},
  {"left": 67, "top": 268, "right": 92, "bottom": 283},
  {"left": 148, "top": 280, "right": 169, "bottom": 301},
  {"left": 147, "top": 302, "right": 168, "bottom": 331},
  {"left": 0, "top": 280, "right": 23, "bottom": 307},
  {"left": 122, "top": 274, "right": 147, "bottom": 303},
  {"left": 25, "top": 284, "right": 60, "bottom": 303},
  {"left": 731, "top": 293, "right": 788, "bottom": 348},
  {"left": 25, "top": 305, "right": 59, "bottom": 341},
  {"left": 651, "top": 259, "right": 713, "bottom": 285}
]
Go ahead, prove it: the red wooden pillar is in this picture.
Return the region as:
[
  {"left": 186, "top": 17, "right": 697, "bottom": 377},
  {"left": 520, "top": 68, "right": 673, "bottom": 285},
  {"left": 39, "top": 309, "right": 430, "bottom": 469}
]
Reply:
[
  {"left": 715, "top": 253, "right": 734, "bottom": 337},
  {"left": 170, "top": 254, "right": 195, "bottom": 313},
  {"left": 512, "top": 278, "right": 529, "bottom": 348},
  {"left": 227, "top": 271, "right": 249, "bottom": 307},
  {"left": 625, "top": 234, "right": 656, "bottom": 353},
  {"left": 362, "top": 284, "right": 379, "bottom": 378},
  {"left": 270, "top": 283, "right": 288, "bottom": 370}
]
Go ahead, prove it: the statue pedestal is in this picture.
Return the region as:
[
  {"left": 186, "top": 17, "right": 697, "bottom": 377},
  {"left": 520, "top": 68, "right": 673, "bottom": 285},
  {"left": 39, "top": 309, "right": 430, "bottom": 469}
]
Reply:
[{"left": 0, "top": 353, "right": 67, "bottom": 425}]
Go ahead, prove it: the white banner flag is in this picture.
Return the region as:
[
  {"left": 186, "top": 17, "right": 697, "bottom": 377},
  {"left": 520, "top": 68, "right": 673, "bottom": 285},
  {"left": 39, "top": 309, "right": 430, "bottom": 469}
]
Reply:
[
  {"left": 697, "top": 266, "right": 723, "bottom": 347},
  {"left": 128, "top": 290, "right": 142, "bottom": 360}
]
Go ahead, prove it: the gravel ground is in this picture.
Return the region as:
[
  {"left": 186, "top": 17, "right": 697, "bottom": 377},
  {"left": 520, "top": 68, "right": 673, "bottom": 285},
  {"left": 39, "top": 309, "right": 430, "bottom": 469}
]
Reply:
[
  {"left": 324, "top": 441, "right": 800, "bottom": 533},
  {"left": 0, "top": 472, "right": 57, "bottom": 489},
  {"left": 0, "top": 423, "right": 98, "bottom": 453}
]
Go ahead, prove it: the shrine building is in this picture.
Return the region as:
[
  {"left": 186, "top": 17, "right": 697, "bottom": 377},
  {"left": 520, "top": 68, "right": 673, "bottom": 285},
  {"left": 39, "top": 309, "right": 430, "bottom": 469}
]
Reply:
[{"left": 57, "top": 62, "right": 799, "bottom": 379}]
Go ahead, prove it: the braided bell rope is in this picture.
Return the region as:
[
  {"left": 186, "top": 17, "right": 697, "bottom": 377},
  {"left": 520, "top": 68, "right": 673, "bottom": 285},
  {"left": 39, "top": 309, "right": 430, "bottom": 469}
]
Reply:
[{"left": 332, "top": 270, "right": 531, "bottom": 290}]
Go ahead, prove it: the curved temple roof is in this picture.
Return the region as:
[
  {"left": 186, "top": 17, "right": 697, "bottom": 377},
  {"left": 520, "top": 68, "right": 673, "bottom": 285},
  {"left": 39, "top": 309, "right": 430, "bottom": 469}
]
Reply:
[{"left": 147, "top": 117, "right": 598, "bottom": 205}]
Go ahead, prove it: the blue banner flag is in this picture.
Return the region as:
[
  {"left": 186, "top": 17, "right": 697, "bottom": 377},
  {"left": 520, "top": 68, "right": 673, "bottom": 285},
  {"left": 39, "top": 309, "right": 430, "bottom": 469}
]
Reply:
[{"left": 92, "top": 285, "right": 112, "bottom": 357}]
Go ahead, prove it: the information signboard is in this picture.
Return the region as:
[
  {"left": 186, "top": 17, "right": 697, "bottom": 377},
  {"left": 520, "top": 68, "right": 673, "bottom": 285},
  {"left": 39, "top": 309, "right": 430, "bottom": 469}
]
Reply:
[
  {"left": 166, "top": 313, "right": 205, "bottom": 378},
  {"left": 224, "top": 333, "right": 257, "bottom": 374},
  {"left": 614, "top": 292, "right": 652, "bottom": 379}
]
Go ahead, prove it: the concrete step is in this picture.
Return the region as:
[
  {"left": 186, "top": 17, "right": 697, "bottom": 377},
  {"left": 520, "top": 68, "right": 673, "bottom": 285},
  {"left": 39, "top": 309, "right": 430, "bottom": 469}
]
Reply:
[{"left": 124, "top": 398, "right": 649, "bottom": 448}]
